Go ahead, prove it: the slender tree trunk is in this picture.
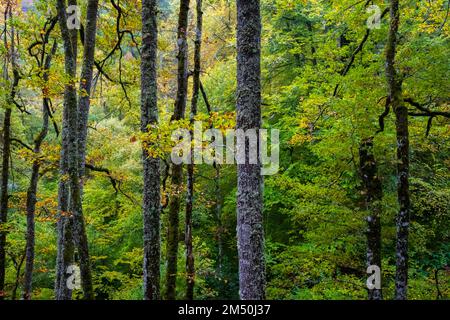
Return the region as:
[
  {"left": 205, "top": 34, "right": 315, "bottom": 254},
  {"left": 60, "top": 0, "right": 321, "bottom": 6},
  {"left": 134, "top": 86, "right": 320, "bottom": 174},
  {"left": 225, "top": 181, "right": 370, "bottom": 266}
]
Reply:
[
  {"left": 185, "top": 162, "right": 195, "bottom": 301},
  {"left": 22, "top": 40, "right": 57, "bottom": 299},
  {"left": 55, "top": 207, "right": 74, "bottom": 299},
  {"left": 200, "top": 83, "right": 224, "bottom": 282},
  {"left": 434, "top": 269, "right": 443, "bottom": 300},
  {"left": 214, "top": 165, "right": 223, "bottom": 279},
  {"left": 185, "top": 0, "right": 203, "bottom": 301},
  {"left": 385, "top": 0, "right": 410, "bottom": 300},
  {"left": 56, "top": 0, "right": 94, "bottom": 300},
  {"left": 55, "top": 0, "right": 76, "bottom": 299},
  {"left": 236, "top": 0, "right": 266, "bottom": 300},
  {"left": 0, "top": 105, "right": 11, "bottom": 300},
  {"left": 0, "top": 3, "right": 19, "bottom": 299},
  {"left": 22, "top": 163, "right": 40, "bottom": 300},
  {"left": 78, "top": 0, "right": 99, "bottom": 180},
  {"left": 55, "top": 0, "right": 77, "bottom": 300},
  {"left": 55, "top": 105, "right": 74, "bottom": 300},
  {"left": 359, "top": 138, "right": 383, "bottom": 300},
  {"left": 166, "top": 165, "right": 182, "bottom": 300},
  {"left": 73, "top": 0, "right": 100, "bottom": 301},
  {"left": 165, "top": 0, "right": 190, "bottom": 301},
  {"left": 11, "top": 250, "right": 25, "bottom": 300},
  {"left": 55, "top": 89, "right": 75, "bottom": 300},
  {"left": 141, "top": 0, "right": 161, "bottom": 300}
]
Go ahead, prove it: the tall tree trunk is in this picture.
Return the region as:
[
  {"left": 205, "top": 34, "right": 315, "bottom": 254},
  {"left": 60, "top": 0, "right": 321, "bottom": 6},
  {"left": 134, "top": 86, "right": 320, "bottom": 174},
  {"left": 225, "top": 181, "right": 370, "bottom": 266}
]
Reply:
[
  {"left": 185, "top": 0, "right": 203, "bottom": 301},
  {"left": 73, "top": 0, "right": 100, "bottom": 301},
  {"left": 385, "top": 0, "right": 410, "bottom": 300},
  {"left": 22, "top": 40, "right": 57, "bottom": 300},
  {"left": 55, "top": 90, "right": 75, "bottom": 300},
  {"left": 359, "top": 138, "right": 383, "bottom": 300},
  {"left": 141, "top": 0, "right": 161, "bottom": 301},
  {"left": 56, "top": 0, "right": 94, "bottom": 300},
  {"left": 165, "top": 0, "right": 190, "bottom": 301},
  {"left": 185, "top": 158, "right": 195, "bottom": 301},
  {"left": 22, "top": 112, "right": 48, "bottom": 301},
  {"left": 78, "top": 0, "right": 99, "bottom": 180},
  {"left": 0, "top": 106, "right": 11, "bottom": 300},
  {"left": 55, "top": 100, "right": 74, "bottom": 300},
  {"left": 55, "top": 2, "right": 75, "bottom": 300},
  {"left": 55, "top": 0, "right": 77, "bottom": 299},
  {"left": 236, "top": 0, "right": 266, "bottom": 300},
  {"left": 0, "top": 2, "right": 19, "bottom": 299},
  {"left": 200, "top": 83, "right": 224, "bottom": 285},
  {"left": 214, "top": 164, "right": 223, "bottom": 280}
]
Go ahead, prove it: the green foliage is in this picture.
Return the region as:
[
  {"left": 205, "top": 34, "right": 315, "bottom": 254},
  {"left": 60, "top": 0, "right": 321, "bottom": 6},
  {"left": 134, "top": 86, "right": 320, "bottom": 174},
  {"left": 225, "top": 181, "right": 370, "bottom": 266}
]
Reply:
[{"left": 0, "top": 0, "right": 448, "bottom": 300}]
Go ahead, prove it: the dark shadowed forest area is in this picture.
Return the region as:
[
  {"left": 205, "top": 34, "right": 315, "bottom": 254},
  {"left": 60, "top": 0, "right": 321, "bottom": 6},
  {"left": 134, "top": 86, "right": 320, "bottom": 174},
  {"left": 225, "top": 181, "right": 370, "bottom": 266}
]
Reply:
[{"left": 0, "top": 0, "right": 449, "bottom": 301}]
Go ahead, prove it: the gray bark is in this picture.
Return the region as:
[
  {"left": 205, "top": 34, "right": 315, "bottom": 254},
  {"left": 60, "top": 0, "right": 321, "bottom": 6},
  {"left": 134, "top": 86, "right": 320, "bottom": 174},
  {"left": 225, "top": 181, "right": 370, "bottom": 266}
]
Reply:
[
  {"left": 78, "top": 0, "right": 99, "bottom": 180},
  {"left": 359, "top": 138, "right": 383, "bottom": 300},
  {"left": 55, "top": 0, "right": 77, "bottom": 299},
  {"left": 236, "top": 0, "right": 266, "bottom": 300},
  {"left": 56, "top": 0, "right": 94, "bottom": 300},
  {"left": 74, "top": 0, "right": 100, "bottom": 301},
  {"left": 141, "top": 0, "right": 161, "bottom": 300},
  {"left": 385, "top": 0, "right": 410, "bottom": 300},
  {"left": 55, "top": 106, "right": 74, "bottom": 299},
  {"left": 185, "top": 0, "right": 203, "bottom": 301},
  {"left": 165, "top": 0, "right": 190, "bottom": 301}
]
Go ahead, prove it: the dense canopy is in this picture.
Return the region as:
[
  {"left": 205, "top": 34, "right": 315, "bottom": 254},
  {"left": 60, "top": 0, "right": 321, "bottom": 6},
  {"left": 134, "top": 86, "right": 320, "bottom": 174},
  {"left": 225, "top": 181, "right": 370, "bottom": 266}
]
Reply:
[{"left": 0, "top": 0, "right": 448, "bottom": 300}]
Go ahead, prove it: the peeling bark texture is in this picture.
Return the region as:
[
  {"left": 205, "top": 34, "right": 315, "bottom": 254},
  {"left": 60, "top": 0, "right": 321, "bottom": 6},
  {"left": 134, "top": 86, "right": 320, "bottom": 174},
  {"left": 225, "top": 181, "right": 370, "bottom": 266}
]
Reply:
[
  {"left": 165, "top": 0, "right": 190, "bottom": 301},
  {"left": 141, "top": 0, "right": 161, "bottom": 301},
  {"left": 185, "top": 0, "right": 203, "bottom": 301},
  {"left": 359, "top": 138, "right": 383, "bottom": 300},
  {"left": 236, "top": 0, "right": 266, "bottom": 300},
  {"left": 385, "top": 0, "right": 410, "bottom": 300}
]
